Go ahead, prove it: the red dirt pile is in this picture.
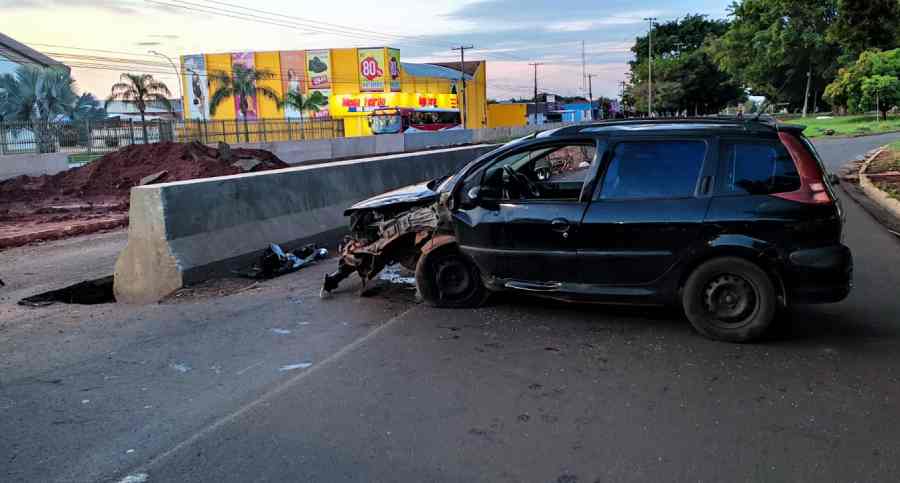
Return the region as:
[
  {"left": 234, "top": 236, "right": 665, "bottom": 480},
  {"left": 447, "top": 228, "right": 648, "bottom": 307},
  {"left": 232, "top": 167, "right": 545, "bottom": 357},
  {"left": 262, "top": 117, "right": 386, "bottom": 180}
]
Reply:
[{"left": 0, "top": 142, "right": 289, "bottom": 249}]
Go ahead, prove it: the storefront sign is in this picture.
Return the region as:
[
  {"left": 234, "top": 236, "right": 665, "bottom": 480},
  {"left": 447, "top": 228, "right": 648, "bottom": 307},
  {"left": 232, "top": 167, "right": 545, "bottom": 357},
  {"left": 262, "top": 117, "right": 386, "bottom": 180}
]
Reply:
[
  {"left": 280, "top": 51, "right": 306, "bottom": 118},
  {"left": 330, "top": 93, "right": 459, "bottom": 117},
  {"left": 231, "top": 52, "right": 258, "bottom": 120},
  {"left": 358, "top": 48, "right": 386, "bottom": 92},
  {"left": 182, "top": 55, "right": 209, "bottom": 120},
  {"left": 387, "top": 48, "right": 401, "bottom": 92},
  {"left": 306, "top": 50, "right": 331, "bottom": 89}
]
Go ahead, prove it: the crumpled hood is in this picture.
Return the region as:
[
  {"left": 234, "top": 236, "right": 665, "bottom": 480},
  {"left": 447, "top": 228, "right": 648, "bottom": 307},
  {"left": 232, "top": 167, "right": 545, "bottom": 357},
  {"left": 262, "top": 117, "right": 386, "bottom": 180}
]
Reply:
[{"left": 344, "top": 180, "right": 439, "bottom": 215}]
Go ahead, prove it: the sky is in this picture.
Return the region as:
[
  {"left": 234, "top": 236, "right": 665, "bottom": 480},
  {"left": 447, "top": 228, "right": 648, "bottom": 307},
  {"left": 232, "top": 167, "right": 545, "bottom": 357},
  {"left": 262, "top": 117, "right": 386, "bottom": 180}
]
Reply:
[{"left": 2, "top": 0, "right": 734, "bottom": 100}]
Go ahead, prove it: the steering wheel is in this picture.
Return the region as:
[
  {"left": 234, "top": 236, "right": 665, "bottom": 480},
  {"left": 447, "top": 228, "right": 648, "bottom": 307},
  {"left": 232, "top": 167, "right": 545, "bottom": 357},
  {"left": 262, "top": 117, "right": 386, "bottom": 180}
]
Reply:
[{"left": 502, "top": 166, "right": 541, "bottom": 198}]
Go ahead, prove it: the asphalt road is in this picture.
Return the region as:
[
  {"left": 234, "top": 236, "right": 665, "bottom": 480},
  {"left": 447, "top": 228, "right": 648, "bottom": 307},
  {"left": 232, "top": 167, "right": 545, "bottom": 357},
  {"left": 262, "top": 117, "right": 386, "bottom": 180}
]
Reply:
[{"left": 2, "top": 133, "right": 900, "bottom": 483}]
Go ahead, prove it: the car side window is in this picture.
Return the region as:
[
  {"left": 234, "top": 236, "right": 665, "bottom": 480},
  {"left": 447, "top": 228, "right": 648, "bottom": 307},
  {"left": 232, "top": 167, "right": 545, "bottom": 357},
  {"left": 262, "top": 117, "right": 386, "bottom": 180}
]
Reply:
[
  {"left": 718, "top": 141, "right": 801, "bottom": 195},
  {"left": 598, "top": 141, "right": 706, "bottom": 200},
  {"left": 481, "top": 141, "right": 599, "bottom": 202}
]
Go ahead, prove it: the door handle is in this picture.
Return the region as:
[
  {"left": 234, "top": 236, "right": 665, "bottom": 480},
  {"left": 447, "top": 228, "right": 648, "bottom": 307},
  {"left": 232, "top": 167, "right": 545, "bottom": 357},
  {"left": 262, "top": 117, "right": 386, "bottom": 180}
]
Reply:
[{"left": 550, "top": 218, "right": 571, "bottom": 233}]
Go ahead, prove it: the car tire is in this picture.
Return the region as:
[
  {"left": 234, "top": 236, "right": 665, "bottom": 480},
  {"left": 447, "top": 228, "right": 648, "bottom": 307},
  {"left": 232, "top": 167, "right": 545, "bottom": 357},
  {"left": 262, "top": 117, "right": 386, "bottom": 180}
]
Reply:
[
  {"left": 416, "top": 246, "right": 489, "bottom": 308},
  {"left": 682, "top": 257, "right": 777, "bottom": 343}
]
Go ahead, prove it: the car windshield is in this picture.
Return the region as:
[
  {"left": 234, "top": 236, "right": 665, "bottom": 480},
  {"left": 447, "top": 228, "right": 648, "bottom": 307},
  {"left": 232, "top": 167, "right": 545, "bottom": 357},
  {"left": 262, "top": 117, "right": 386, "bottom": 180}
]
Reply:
[{"left": 370, "top": 114, "right": 402, "bottom": 134}]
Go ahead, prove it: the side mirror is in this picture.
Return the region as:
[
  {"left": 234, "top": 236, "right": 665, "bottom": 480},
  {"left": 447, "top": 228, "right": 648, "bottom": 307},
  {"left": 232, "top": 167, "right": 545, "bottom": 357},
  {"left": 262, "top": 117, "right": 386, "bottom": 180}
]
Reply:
[{"left": 458, "top": 186, "right": 482, "bottom": 210}]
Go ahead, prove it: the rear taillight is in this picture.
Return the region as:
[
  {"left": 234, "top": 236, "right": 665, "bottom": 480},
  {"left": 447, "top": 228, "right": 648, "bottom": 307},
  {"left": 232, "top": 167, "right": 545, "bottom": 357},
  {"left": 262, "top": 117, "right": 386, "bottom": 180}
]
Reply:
[{"left": 775, "top": 132, "right": 834, "bottom": 205}]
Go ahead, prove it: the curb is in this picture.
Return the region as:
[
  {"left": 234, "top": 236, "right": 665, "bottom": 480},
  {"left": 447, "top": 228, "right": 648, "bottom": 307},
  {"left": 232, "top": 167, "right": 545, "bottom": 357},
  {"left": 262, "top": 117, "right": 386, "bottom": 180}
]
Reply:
[{"left": 858, "top": 147, "right": 900, "bottom": 223}]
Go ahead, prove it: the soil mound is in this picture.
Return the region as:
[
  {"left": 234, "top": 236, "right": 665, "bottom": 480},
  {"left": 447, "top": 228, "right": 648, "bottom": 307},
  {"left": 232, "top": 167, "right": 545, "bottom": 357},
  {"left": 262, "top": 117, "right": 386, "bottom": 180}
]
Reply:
[{"left": 0, "top": 142, "right": 289, "bottom": 249}]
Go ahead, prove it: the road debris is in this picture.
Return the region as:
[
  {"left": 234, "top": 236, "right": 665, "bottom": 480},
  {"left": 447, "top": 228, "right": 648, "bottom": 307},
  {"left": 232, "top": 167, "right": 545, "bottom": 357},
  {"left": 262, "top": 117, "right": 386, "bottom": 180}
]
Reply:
[
  {"left": 279, "top": 362, "right": 313, "bottom": 371},
  {"left": 237, "top": 244, "right": 328, "bottom": 279},
  {"left": 170, "top": 363, "right": 191, "bottom": 373}
]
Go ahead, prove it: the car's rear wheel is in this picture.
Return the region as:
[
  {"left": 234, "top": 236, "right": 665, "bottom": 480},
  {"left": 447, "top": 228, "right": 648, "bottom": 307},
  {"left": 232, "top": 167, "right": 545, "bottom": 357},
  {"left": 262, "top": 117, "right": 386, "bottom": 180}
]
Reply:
[
  {"left": 683, "top": 257, "right": 776, "bottom": 342},
  {"left": 416, "top": 247, "right": 488, "bottom": 308}
]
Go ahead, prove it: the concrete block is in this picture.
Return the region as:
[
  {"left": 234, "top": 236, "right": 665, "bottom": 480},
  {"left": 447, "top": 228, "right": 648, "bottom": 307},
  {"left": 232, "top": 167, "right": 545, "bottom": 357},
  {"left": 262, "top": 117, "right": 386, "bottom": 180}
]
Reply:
[
  {"left": 374, "top": 133, "right": 405, "bottom": 154},
  {"left": 0, "top": 152, "right": 70, "bottom": 181},
  {"left": 114, "top": 144, "right": 498, "bottom": 303},
  {"left": 332, "top": 136, "right": 376, "bottom": 159},
  {"left": 404, "top": 130, "right": 473, "bottom": 151}
]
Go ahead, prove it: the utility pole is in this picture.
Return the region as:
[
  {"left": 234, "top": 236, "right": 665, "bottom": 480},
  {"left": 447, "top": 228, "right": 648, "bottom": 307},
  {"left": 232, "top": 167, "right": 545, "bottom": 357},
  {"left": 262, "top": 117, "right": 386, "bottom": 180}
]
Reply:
[
  {"left": 581, "top": 40, "right": 586, "bottom": 97},
  {"left": 529, "top": 62, "right": 544, "bottom": 125},
  {"left": 586, "top": 73, "right": 596, "bottom": 120},
  {"left": 643, "top": 17, "right": 657, "bottom": 117},
  {"left": 452, "top": 45, "right": 474, "bottom": 128},
  {"left": 619, "top": 81, "right": 627, "bottom": 117}
]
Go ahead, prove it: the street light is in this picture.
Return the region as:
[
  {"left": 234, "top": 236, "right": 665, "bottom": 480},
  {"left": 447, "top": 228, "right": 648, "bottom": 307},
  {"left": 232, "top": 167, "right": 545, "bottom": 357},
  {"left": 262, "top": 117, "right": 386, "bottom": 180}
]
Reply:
[{"left": 148, "top": 50, "right": 182, "bottom": 104}]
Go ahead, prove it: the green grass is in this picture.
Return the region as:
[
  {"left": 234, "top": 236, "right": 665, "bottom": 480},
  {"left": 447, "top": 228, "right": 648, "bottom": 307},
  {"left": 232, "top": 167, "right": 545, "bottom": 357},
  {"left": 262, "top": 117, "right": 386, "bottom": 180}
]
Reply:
[
  {"left": 67, "top": 153, "right": 104, "bottom": 166},
  {"left": 784, "top": 115, "right": 900, "bottom": 138}
]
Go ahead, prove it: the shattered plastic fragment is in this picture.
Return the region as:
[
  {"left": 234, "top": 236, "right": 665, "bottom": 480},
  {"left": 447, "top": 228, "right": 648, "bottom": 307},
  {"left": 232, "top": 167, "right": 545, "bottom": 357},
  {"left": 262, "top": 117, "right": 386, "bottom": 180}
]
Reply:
[{"left": 279, "top": 362, "right": 313, "bottom": 371}]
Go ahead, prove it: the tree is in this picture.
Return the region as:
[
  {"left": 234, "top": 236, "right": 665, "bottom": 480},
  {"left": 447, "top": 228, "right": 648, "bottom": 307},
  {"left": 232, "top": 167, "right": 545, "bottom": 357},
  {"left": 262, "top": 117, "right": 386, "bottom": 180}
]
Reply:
[
  {"left": 824, "top": 49, "right": 900, "bottom": 119},
  {"left": 64, "top": 93, "right": 107, "bottom": 148},
  {"left": 282, "top": 90, "right": 328, "bottom": 138},
  {"left": 209, "top": 65, "right": 281, "bottom": 142},
  {"left": 861, "top": 75, "right": 900, "bottom": 120},
  {"left": 711, "top": 0, "right": 840, "bottom": 116},
  {"left": 106, "top": 73, "right": 172, "bottom": 144},
  {"left": 0, "top": 65, "right": 77, "bottom": 152},
  {"left": 627, "top": 15, "right": 745, "bottom": 116},
  {"left": 827, "top": 0, "right": 900, "bottom": 66}
]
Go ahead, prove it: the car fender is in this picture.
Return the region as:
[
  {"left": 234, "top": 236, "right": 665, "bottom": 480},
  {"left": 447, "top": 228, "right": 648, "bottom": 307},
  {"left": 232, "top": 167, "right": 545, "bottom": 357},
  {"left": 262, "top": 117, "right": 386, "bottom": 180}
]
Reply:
[
  {"left": 675, "top": 234, "right": 788, "bottom": 306},
  {"left": 421, "top": 234, "right": 458, "bottom": 256}
]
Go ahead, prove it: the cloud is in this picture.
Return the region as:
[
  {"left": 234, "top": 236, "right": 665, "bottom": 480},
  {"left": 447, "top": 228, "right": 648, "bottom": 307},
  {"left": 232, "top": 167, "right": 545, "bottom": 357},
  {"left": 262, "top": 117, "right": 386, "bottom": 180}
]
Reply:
[
  {"left": 149, "top": 34, "right": 180, "bottom": 40},
  {"left": 135, "top": 41, "right": 162, "bottom": 47}
]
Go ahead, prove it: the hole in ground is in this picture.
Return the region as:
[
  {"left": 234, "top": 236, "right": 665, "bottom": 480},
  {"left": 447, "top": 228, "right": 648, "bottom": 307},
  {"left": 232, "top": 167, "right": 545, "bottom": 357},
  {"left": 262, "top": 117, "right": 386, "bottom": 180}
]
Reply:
[{"left": 18, "top": 275, "right": 115, "bottom": 307}]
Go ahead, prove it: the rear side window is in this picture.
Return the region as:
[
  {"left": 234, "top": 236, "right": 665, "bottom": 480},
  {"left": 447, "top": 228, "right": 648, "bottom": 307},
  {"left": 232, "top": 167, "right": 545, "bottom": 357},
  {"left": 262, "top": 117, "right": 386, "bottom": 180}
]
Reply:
[
  {"left": 599, "top": 141, "right": 706, "bottom": 199},
  {"left": 718, "top": 141, "right": 800, "bottom": 195}
]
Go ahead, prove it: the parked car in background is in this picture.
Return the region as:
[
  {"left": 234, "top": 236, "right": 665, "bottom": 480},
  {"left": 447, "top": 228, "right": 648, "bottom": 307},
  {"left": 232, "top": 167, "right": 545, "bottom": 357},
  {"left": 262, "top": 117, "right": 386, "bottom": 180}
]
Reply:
[{"left": 324, "top": 118, "right": 853, "bottom": 342}]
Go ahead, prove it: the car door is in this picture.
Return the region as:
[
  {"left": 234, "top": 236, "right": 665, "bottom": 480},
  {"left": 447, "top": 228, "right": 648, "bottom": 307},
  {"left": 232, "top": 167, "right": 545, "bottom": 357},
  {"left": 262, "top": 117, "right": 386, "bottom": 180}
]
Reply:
[
  {"left": 577, "top": 137, "right": 716, "bottom": 286},
  {"left": 453, "top": 137, "right": 604, "bottom": 286}
]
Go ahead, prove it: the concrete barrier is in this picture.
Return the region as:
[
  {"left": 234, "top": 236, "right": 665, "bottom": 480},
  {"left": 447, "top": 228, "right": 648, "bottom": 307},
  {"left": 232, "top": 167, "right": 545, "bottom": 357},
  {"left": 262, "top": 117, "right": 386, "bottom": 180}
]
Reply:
[
  {"left": 0, "top": 152, "right": 70, "bottom": 181},
  {"left": 4, "top": 123, "right": 581, "bottom": 177},
  {"left": 374, "top": 133, "right": 404, "bottom": 154},
  {"left": 331, "top": 136, "right": 377, "bottom": 159},
  {"left": 114, "top": 144, "right": 498, "bottom": 303},
  {"left": 404, "top": 130, "right": 474, "bottom": 151}
]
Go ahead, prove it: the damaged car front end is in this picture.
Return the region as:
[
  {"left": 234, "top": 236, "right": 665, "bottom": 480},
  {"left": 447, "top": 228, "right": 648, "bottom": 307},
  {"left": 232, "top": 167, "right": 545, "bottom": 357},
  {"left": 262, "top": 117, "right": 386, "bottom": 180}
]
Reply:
[{"left": 321, "top": 179, "right": 450, "bottom": 297}]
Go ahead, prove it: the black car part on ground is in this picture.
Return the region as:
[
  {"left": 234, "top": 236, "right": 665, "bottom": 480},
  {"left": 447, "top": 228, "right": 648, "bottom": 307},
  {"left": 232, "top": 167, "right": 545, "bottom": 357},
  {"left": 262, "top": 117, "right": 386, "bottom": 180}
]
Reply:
[{"left": 238, "top": 243, "right": 328, "bottom": 280}]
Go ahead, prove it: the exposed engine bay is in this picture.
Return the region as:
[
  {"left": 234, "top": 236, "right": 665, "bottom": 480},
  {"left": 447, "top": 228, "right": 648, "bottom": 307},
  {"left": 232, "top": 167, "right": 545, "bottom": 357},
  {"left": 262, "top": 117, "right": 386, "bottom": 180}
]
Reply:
[{"left": 321, "top": 200, "right": 444, "bottom": 297}]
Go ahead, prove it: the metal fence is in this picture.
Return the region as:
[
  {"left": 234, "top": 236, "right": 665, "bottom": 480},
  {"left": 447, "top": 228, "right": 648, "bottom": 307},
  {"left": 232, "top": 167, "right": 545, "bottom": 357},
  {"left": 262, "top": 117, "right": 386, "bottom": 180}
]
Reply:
[
  {"left": 177, "top": 117, "right": 344, "bottom": 145},
  {"left": 0, "top": 117, "right": 345, "bottom": 155}
]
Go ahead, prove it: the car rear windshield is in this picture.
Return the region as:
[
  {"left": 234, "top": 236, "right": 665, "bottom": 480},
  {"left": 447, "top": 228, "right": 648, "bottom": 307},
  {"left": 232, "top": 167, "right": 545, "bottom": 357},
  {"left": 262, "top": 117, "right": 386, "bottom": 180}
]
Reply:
[{"left": 718, "top": 141, "right": 801, "bottom": 195}]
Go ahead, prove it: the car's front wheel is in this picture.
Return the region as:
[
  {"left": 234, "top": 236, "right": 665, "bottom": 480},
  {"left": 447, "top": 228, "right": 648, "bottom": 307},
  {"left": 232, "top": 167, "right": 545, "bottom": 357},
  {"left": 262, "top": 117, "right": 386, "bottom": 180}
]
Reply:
[
  {"left": 682, "top": 257, "right": 777, "bottom": 342},
  {"left": 416, "top": 247, "right": 489, "bottom": 308}
]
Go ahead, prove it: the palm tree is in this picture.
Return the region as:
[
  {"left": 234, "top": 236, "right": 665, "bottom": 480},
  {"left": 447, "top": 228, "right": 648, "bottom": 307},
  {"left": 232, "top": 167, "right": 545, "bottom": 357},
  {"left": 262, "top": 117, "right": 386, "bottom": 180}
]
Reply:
[
  {"left": 282, "top": 90, "right": 328, "bottom": 138},
  {"left": 64, "top": 93, "right": 107, "bottom": 148},
  {"left": 106, "top": 73, "right": 172, "bottom": 144},
  {"left": 0, "top": 66, "right": 77, "bottom": 152},
  {"left": 208, "top": 65, "right": 281, "bottom": 142}
]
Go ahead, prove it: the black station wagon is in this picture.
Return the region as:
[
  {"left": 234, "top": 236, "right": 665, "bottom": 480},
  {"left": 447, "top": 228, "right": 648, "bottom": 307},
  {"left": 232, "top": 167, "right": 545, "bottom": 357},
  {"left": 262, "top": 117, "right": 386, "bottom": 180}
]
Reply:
[{"left": 324, "top": 118, "right": 853, "bottom": 342}]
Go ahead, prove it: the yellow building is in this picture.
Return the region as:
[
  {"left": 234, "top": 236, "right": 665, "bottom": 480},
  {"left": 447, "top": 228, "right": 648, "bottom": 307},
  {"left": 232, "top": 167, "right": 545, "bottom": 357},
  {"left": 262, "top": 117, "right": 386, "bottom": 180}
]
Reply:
[
  {"left": 180, "top": 48, "right": 487, "bottom": 138},
  {"left": 487, "top": 103, "right": 528, "bottom": 128}
]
